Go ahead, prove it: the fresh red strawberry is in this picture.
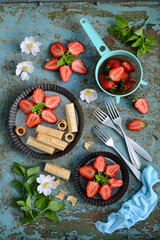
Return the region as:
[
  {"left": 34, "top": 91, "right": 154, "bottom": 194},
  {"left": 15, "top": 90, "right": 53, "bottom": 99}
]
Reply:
[
  {"left": 79, "top": 165, "right": 95, "bottom": 180},
  {"left": 50, "top": 42, "right": 66, "bottom": 57},
  {"left": 26, "top": 112, "right": 41, "bottom": 128},
  {"left": 109, "top": 177, "right": 123, "bottom": 188},
  {"left": 19, "top": 99, "right": 34, "bottom": 114},
  {"left": 60, "top": 65, "right": 72, "bottom": 82},
  {"left": 86, "top": 181, "right": 100, "bottom": 198},
  {"left": 109, "top": 67, "right": 124, "bottom": 82},
  {"left": 45, "top": 95, "right": 61, "bottom": 110},
  {"left": 105, "top": 164, "right": 120, "bottom": 177},
  {"left": 121, "top": 71, "right": 130, "bottom": 81},
  {"left": 71, "top": 59, "right": 87, "bottom": 74},
  {"left": 99, "top": 74, "right": 115, "bottom": 90},
  {"left": 45, "top": 58, "right": 60, "bottom": 71},
  {"left": 99, "top": 184, "right": 112, "bottom": 200},
  {"left": 128, "top": 119, "right": 147, "bottom": 131},
  {"left": 32, "top": 88, "right": 45, "bottom": 104},
  {"left": 123, "top": 61, "right": 135, "bottom": 72},
  {"left": 106, "top": 59, "right": 122, "bottom": 69},
  {"left": 68, "top": 41, "right": 85, "bottom": 56},
  {"left": 133, "top": 97, "right": 149, "bottom": 114},
  {"left": 124, "top": 80, "right": 135, "bottom": 91},
  {"left": 94, "top": 155, "right": 106, "bottom": 172},
  {"left": 41, "top": 109, "right": 57, "bottom": 123}
]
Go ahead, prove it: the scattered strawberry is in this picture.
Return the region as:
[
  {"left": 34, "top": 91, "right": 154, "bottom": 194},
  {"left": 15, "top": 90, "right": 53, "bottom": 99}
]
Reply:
[
  {"left": 106, "top": 59, "right": 122, "bottom": 69},
  {"left": 79, "top": 165, "right": 95, "bottom": 180},
  {"left": 26, "top": 112, "right": 41, "bottom": 128},
  {"left": 32, "top": 88, "right": 45, "bottom": 104},
  {"left": 45, "top": 95, "right": 61, "bottom": 110},
  {"left": 41, "top": 109, "right": 57, "bottom": 123},
  {"left": 99, "top": 184, "right": 112, "bottom": 200},
  {"left": 50, "top": 42, "right": 66, "bottom": 57},
  {"left": 133, "top": 97, "right": 149, "bottom": 114},
  {"left": 86, "top": 181, "right": 100, "bottom": 198},
  {"left": 71, "top": 59, "right": 87, "bottom": 74},
  {"left": 109, "top": 177, "right": 123, "bottom": 188},
  {"left": 44, "top": 58, "right": 60, "bottom": 71},
  {"left": 128, "top": 119, "right": 147, "bottom": 131},
  {"left": 60, "top": 65, "right": 72, "bottom": 82},
  {"left": 99, "top": 74, "right": 115, "bottom": 90},
  {"left": 109, "top": 67, "right": 124, "bottom": 82},
  {"left": 19, "top": 99, "right": 34, "bottom": 114},
  {"left": 93, "top": 155, "right": 106, "bottom": 172},
  {"left": 121, "top": 71, "right": 130, "bottom": 81},
  {"left": 105, "top": 164, "right": 120, "bottom": 177},
  {"left": 123, "top": 61, "right": 135, "bottom": 72},
  {"left": 68, "top": 41, "right": 85, "bottom": 56},
  {"left": 124, "top": 80, "right": 135, "bottom": 91}
]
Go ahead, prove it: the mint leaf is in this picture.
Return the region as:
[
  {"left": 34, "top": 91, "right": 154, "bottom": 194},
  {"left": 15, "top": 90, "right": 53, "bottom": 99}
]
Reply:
[
  {"left": 144, "top": 45, "right": 151, "bottom": 52},
  {"left": 17, "top": 200, "right": 25, "bottom": 207},
  {"left": 32, "top": 183, "right": 39, "bottom": 195},
  {"left": 20, "top": 206, "right": 31, "bottom": 212},
  {"left": 137, "top": 46, "right": 146, "bottom": 57},
  {"left": 44, "top": 211, "right": 59, "bottom": 222},
  {"left": 12, "top": 180, "right": 23, "bottom": 190},
  {"left": 27, "top": 167, "right": 40, "bottom": 178},
  {"left": 115, "top": 16, "right": 128, "bottom": 29},
  {"left": 47, "top": 201, "right": 65, "bottom": 212},
  {"left": 57, "top": 57, "right": 66, "bottom": 66},
  {"left": 27, "top": 175, "right": 37, "bottom": 184},
  {"left": 13, "top": 162, "right": 26, "bottom": 176},
  {"left": 108, "top": 26, "right": 120, "bottom": 35},
  {"left": 134, "top": 28, "right": 143, "bottom": 36},
  {"left": 35, "top": 196, "right": 50, "bottom": 210},
  {"left": 131, "top": 38, "right": 142, "bottom": 47},
  {"left": 26, "top": 195, "right": 33, "bottom": 208},
  {"left": 145, "top": 35, "right": 158, "bottom": 46},
  {"left": 31, "top": 103, "right": 45, "bottom": 113},
  {"left": 24, "top": 182, "right": 32, "bottom": 195},
  {"left": 12, "top": 197, "right": 22, "bottom": 208},
  {"left": 126, "top": 34, "right": 139, "bottom": 42},
  {"left": 121, "top": 30, "right": 131, "bottom": 43},
  {"left": 63, "top": 54, "right": 77, "bottom": 65}
]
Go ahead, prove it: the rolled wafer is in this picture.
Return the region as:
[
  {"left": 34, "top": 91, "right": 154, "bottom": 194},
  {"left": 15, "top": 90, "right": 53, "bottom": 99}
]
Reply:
[
  {"left": 36, "top": 132, "right": 67, "bottom": 151},
  {"left": 44, "top": 163, "right": 71, "bottom": 180},
  {"left": 65, "top": 103, "right": 78, "bottom": 133},
  {"left": 26, "top": 136, "right": 55, "bottom": 155},
  {"left": 36, "top": 125, "right": 64, "bottom": 139}
]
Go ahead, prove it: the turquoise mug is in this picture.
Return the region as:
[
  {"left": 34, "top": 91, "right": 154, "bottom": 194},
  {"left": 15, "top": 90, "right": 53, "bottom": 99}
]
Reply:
[{"left": 80, "top": 18, "right": 147, "bottom": 103}]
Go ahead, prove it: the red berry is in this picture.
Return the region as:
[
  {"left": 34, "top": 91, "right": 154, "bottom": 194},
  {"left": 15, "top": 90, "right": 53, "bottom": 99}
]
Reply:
[
  {"left": 109, "top": 67, "right": 124, "bottom": 82},
  {"left": 109, "top": 177, "right": 123, "bottom": 188},
  {"left": 99, "top": 74, "right": 115, "bottom": 90},
  {"left": 106, "top": 59, "right": 122, "bottom": 69},
  {"left": 99, "top": 184, "right": 112, "bottom": 200},
  {"left": 71, "top": 59, "right": 87, "bottom": 74},
  {"left": 134, "top": 97, "right": 149, "bottom": 114},
  {"left": 79, "top": 165, "right": 95, "bottom": 180},
  {"left": 123, "top": 61, "right": 135, "bottom": 72},
  {"left": 121, "top": 71, "right": 130, "bottom": 81},
  {"left": 124, "top": 80, "right": 135, "bottom": 91},
  {"left": 19, "top": 99, "right": 34, "bottom": 114},
  {"left": 86, "top": 181, "right": 100, "bottom": 198},
  {"left": 68, "top": 41, "right": 85, "bottom": 56},
  {"left": 93, "top": 155, "right": 106, "bottom": 172},
  {"left": 26, "top": 112, "right": 41, "bottom": 128},
  {"left": 32, "top": 88, "right": 45, "bottom": 104},
  {"left": 45, "top": 95, "right": 61, "bottom": 110},
  {"left": 45, "top": 58, "right": 60, "bottom": 71},
  {"left": 128, "top": 119, "right": 147, "bottom": 131},
  {"left": 41, "top": 109, "right": 57, "bottom": 123},
  {"left": 60, "top": 65, "right": 72, "bottom": 82},
  {"left": 105, "top": 164, "right": 120, "bottom": 177},
  {"left": 50, "top": 42, "right": 66, "bottom": 57}
]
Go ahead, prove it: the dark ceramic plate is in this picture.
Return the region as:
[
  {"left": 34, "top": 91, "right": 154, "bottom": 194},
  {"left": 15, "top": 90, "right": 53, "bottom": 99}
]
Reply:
[
  {"left": 8, "top": 84, "right": 84, "bottom": 159},
  {"left": 74, "top": 152, "right": 129, "bottom": 206}
]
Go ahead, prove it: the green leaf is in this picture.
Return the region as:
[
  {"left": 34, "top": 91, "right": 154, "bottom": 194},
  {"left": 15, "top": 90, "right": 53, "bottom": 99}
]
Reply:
[
  {"left": 19, "top": 211, "right": 37, "bottom": 223},
  {"left": 144, "top": 45, "right": 151, "bottom": 52},
  {"left": 26, "top": 195, "right": 33, "bottom": 208},
  {"left": 27, "top": 167, "right": 40, "bottom": 178},
  {"left": 17, "top": 200, "right": 25, "bottom": 207},
  {"left": 31, "top": 103, "right": 45, "bottom": 113},
  {"left": 63, "top": 54, "right": 77, "bottom": 65},
  {"left": 20, "top": 206, "right": 31, "bottom": 212},
  {"left": 125, "top": 34, "right": 139, "bottom": 42},
  {"left": 44, "top": 211, "right": 59, "bottom": 222},
  {"left": 27, "top": 175, "right": 37, "bottom": 184},
  {"left": 32, "top": 183, "right": 39, "bottom": 195},
  {"left": 121, "top": 30, "right": 131, "bottom": 43},
  {"left": 12, "top": 197, "right": 22, "bottom": 208},
  {"left": 115, "top": 16, "right": 128, "bottom": 29},
  {"left": 108, "top": 26, "right": 121, "bottom": 35},
  {"left": 137, "top": 46, "right": 146, "bottom": 57},
  {"left": 47, "top": 201, "right": 65, "bottom": 212},
  {"left": 12, "top": 179, "right": 23, "bottom": 190},
  {"left": 13, "top": 162, "right": 26, "bottom": 176},
  {"left": 145, "top": 35, "right": 158, "bottom": 46},
  {"left": 134, "top": 28, "right": 143, "bottom": 36},
  {"left": 24, "top": 182, "right": 32, "bottom": 195},
  {"left": 131, "top": 38, "right": 142, "bottom": 47},
  {"left": 35, "top": 196, "right": 50, "bottom": 210},
  {"left": 57, "top": 57, "right": 66, "bottom": 66}
]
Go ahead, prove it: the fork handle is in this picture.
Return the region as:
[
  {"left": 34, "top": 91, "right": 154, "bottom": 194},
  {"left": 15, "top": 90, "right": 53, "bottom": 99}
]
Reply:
[{"left": 113, "top": 147, "right": 142, "bottom": 182}]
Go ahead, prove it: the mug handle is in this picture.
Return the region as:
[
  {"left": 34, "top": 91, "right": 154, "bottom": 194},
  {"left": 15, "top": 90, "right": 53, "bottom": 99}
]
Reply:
[
  {"left": 80, "top": 18, "right": 110, "bottom": 57},
  {"left": 116, "top": 96, "right": 121, "bottom": 104},
  {"left": 141, "top": 80, "right": 148, "bottom": 85}
]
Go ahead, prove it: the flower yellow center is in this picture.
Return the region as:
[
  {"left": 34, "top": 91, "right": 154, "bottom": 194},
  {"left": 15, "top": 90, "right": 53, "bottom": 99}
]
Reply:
[
  {"left": 22, "top": 66, "right": 28, "bottom": 71},
  {"left": 86, "top": 90, "right": 92, "bottom": 96},
  {"left": 43, "top": 182, "right": 49, "bottom": 188},
  {"left": 28, "top": 43, "right": 34, "bottom": 49}
]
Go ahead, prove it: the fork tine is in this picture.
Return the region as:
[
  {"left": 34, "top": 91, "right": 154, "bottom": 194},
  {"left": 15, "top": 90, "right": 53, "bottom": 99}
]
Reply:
[
  {"left": 109, "top": 100, "right": 118, "bottom": 118},
  {"left": 94, "top": 125, "right": 109, "bottom": 142},
  {"left": 96, "top": 108, "right": 108, "bottom": 118},
  {"left": 93, "top": 112, "right": 103, "bottom": 123},
  {"left": 95, "top": 125, "right": 110, "bottom": 141},
  {"left": 94, "top": 108, "right": 106, "bottom": 120},
  {"left": 106, "top": 101, "right": 115, "bottom": 119},
  {"left": 110, "top": 100, "right": 119, "bottom": 117},
  {"left": 92, "top": 126, "right": 106, "bottom": 143}
]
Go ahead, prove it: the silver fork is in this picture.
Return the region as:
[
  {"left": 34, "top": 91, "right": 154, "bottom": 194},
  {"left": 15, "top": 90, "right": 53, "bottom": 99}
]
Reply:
[
  {"left": 106, "top": 100, "right": 141, "bottom": 170},
  {"left": 92, "top": 125, "right": 142, "bottom": 181},
  {"left": 93, "top": 108, "right": 152, "bottom": 162}
]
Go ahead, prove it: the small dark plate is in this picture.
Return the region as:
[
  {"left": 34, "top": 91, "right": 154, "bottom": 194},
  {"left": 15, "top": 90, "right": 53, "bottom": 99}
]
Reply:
[
  {"left": 8, "top": 84, "right": 84, "bottom": 159},
  {"left": 74, "top": 151, "right": 129, "bottom": 206}
]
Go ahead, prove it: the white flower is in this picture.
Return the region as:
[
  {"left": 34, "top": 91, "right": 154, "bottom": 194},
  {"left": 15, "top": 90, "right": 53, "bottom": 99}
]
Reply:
[
  {"left": 15, "top": 61, "right": 34, "bottom": 81},
  {"left": 36, "top": 174, "right": 57, "bottom": 196},
  {"left": 20, "top": 36, "right": 41, "bottom": 56},
  {"left": 80, "top": 89, "right": 98, "bottom": 103}
]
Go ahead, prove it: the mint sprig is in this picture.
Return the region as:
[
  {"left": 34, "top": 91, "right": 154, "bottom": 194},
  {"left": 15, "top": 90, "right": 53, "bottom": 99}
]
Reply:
[
  {"left": 94, "top": 172, "right": 109, "bottom": 185},
  {"left": 31, "top": 102, "right": 45, "bottom": 115},
  {"left": 57, "top": 53, "right": 77, "bottom": 66}
]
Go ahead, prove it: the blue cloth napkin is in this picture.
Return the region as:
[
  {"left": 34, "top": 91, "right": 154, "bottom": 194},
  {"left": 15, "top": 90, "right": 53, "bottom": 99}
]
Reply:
[{"left": 95, "top": 165, "right": 160, "bottom": 234}]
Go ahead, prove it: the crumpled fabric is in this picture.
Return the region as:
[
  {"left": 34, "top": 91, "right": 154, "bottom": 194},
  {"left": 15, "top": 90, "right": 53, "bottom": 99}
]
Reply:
[{"left": 95, "top": 165, "right": 160, "bottom": 234}]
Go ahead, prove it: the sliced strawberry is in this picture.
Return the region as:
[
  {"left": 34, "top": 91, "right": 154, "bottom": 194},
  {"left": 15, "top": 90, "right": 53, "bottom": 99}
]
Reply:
[
  {"left": 41, "top": 109, "right": 57, "bottom": 123},
  {"left": 45, "top": 95, "right": 61, "bottom": 110},
  {"left": 60, "top": 65, "right": 72, "bottom": 82},
  {"left": 26, "top": 112, "right": 41, "bottom": 128},
  {"left": 121, "top": 71, "right": 130, "bottom": 81},
  {"left": 109, "top": 177, "right": 123, "bottom": 188},
  {"left": 71, "top": 59, "right": 87, "bottom": 74},
  {"left": 99, "top": 74, "right": 115, "bottom": 90},
  {"left": 68, "top": 41, "right": 85, "bottom": 56},
  {"left": 128, "top": 119, "right": 147, "bottom": 131},
  {"left": 106, "top": 59, "right": 122, "bottom": 69},
  {"left": 45, "top": 58, "right": 60, "bottom": 71},
  {"left": 19, "top": 99, "right": 34, "bottom": 114},
  {"left": 109, "top": 67, "right": 124, "bottom": 82},
  {"left": 32, "top": 88, "right": 45, "bottom": 104},
  {"left": 99, "top": 184, "right": 112, "bottom": 200},
  {"left": 93, "top": 155, "right": 106, "bottom": 172},
  {"left": 124, "top": 80, "right": 135, "bottom": 91},
  {"left": 50, "top": 42, "right": 66, "bottom": 57},
  {"left": 79, "top": 165, "right": 95, "bottom": 180},
  {"left": 133, "top": 97, "right": 149, "bottom": 114},
  {"left": 86, "top": 181, "right": 100, "bottom": 198},
  {"left": 123, "top": 61, "right": 135, "bottom": 72},
  {"left": 105, "top": 164, "right": 120, "bottom": 177}
]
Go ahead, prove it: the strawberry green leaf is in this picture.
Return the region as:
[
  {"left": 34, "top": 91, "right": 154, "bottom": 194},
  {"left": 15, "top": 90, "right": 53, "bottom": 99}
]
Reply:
[{"left": 115, "top": 16, "right": 128, "bottom": 29}]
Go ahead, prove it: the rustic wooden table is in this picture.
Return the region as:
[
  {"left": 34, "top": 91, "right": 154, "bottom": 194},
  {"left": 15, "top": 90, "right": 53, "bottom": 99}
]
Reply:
[{"left": 0, "top": 1, "right": 160, "bottom": 239}]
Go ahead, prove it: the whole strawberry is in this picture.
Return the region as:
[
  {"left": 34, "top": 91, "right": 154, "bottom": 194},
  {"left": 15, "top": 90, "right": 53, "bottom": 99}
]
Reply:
[{"left": 133, "top": 96, "right": 149, "bottom": 114}]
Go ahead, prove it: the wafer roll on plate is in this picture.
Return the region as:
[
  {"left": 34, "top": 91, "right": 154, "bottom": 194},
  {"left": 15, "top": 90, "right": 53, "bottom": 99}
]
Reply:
[
  {"left": 44, "top": 162, "right": 71, "bottom": 180},
  {"left": 65, "top": 103, "right": 78, "bottom": 133},
  {"left": 26, "top": 136, "right": 55, "bottom": 155},
  {"left": 36, "top": 125, "right": 64, "bottom": 139}
]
